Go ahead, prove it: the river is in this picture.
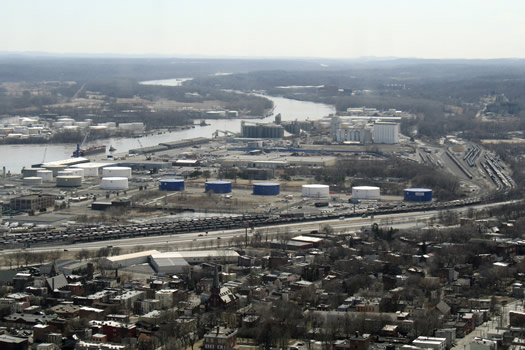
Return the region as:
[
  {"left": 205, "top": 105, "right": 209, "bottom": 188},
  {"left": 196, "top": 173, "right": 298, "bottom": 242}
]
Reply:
[{"left": 0, "top": 83, "right": 335, "bottom": 174}]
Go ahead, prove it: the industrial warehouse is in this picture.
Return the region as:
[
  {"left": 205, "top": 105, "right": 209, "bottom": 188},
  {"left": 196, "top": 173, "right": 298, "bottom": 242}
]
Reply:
[{"left": 102, "top": 250, "right": 240, "bottom": 274}]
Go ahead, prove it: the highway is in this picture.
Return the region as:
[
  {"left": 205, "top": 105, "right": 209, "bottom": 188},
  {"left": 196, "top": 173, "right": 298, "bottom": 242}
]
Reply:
[{"left": 0, "top": 199, "right": 518, "bottom": 255}]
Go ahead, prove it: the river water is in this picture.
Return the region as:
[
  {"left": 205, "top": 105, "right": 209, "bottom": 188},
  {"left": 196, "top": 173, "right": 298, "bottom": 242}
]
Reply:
[{"left": 0, "top": 82, "right": 335, "bottom": 174}]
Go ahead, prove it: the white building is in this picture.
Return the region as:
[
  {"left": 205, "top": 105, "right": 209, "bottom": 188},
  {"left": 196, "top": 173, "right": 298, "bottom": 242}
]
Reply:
[
  {"left": 412, "top": 337, "right": 447, "bottom": 350},
  {"left": 178, "top": 250, "right": 239, "bottom": 264},
  {"left": 373, "top": 122, "right": 399, "bottom": 144},
  {"left": 110, "top": 290, "right": 145, "bottom": 308},
  {"left": 150, "top": 252, "right": 190, "bottom": 274},
  {"left": 155, "top": 289, "right": 178, "bottom": 308},
  {"left": 470, "top": 338, "right": 497, "bottom": 350},
  {"left": 101, "top": 250, "right": 160, "bottom": 269}
]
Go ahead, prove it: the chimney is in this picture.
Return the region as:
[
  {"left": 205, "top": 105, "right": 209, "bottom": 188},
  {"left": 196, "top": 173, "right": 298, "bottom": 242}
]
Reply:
[{"left": 87, "top": 263, "right": 94, "bottom": 279}]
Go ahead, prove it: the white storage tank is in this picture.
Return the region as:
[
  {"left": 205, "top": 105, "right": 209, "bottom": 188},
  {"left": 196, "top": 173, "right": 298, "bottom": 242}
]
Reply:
[
  {"left": 352, "top": 186, "right": 380, "bottom": 200},
  {"left": 103, "top": 167, "right": 132, "bottom": 179},
  {"left": 22, "top": 168, "right": 45, "bottom": 178},
  {"left": 57, "top": 170, "right": 74, "bottom": 177},
  {"left": 101, "top": 177, "right": 128, "bottom": 190},
  {"left": 23, "top": 177, "right": 42, "bottom": 186},
  {"left": 75, "top": 121, "right": 89, "bottom": 128},
  {"left": 302, "top": 184, "right": 330, "bottom": 198},
  {"left": 65, "top": 168, "right": 84, "bottom": 178},
  {"left": 36, "top": 170, "right": 53, "bottom": 182},
  {"left": 44, "top": 164, "right": 68, "bottom": 176},
  {"left": 56, "top": 175, "right": 82, "bottom": 187},
  {"left": 71, "top": 163, "right": 107, "bottom": 177}
]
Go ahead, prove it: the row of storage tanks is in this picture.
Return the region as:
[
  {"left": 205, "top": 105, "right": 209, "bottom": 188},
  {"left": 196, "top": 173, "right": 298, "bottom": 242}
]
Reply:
[
  {"left": 158, "top": 180, "right": 328, "bottom": 198},
  {"left": 159, "top": 179, "right": 282, "bottom": 196},
  {"left": 22, "top": 166, "right": 132, "bottom": 190},
  {"left": 158, "top": 180, "right": 432, "bottom": 201}
]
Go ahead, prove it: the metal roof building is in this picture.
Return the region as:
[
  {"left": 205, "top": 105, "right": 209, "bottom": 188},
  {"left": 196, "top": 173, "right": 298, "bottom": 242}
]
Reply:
[
  {"left": 102, "top": 250, "right": 160, "bottom": 269},
  {"left": 150, "top": 252, "right": 190, "bottom": 274},
  {"left": 178, "top": 250, "right": 240, "bottom": 264}
]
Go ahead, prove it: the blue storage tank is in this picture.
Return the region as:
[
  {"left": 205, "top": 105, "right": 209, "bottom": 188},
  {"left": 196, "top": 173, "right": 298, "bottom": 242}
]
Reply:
[
  {"left": 159, "top": 179, "right": 185, "bottom": 191},
  {"left": 404, "top": 188, "right": 432, "bottom": 202},
  {"left": 253, "top": 182, "right": 280, "bottom": 196},
  {"left": 205, "top": 180, "right": 232, "bottom": 194}
]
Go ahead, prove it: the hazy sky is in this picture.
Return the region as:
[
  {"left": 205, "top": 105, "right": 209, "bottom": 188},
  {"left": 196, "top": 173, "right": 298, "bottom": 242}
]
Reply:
[{"left": 2, "top": 0, "right": 524, "bottom": 59}]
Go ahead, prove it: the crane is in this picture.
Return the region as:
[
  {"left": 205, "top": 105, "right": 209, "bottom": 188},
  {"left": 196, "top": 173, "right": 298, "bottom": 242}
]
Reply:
[
  {"left": 75, "top": 129, "right": 91, "bottom": 157},
  {"left": 136, "top": 137, "right": 151, "bottom": 160}
]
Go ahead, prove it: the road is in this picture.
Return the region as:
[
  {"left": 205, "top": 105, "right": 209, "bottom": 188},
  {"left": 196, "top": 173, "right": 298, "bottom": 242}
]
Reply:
[{"left": 0, "top": 199, "right": 518, "bottom": 255}]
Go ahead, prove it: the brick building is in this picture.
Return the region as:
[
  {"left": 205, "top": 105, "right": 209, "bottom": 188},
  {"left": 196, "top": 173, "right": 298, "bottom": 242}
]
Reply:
[
  {"left": 203, "top": 327, "right": 237, "bottom": 350},
  {"left": 10, "top": 194, "right": 55, "bottom": 212}
]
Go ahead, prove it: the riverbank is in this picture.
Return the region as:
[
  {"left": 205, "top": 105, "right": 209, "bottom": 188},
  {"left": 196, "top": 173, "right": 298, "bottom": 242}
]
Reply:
[{"left": 0, "top": 89, "right": 335, "bottom": 173}]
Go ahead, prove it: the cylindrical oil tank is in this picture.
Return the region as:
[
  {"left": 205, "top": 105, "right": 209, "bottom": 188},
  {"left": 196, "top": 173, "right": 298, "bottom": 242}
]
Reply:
[
  {"left": 352, "top": 186, "right": 380, "bottom": 200},
  {"left": 22, "top": 168, "right": 44, "bottom": 178},
  {"left": 103, "top": 166, "right": 132, "bottom": 179},
  {"left": 101, "top": 177, "right": 129, "bottom": 190},
  {"left": 404, "top": 188, "right": 432, "bottom": 202},
  {"left": 253, "top": 182, "right": 280, "bottom": 196},
  {"left": 36, "top": 170, "right": 53, "bottom": 182},
  {"left": 57, "top": 170, "right": 74, "bottom": 177},
  {"left": 23, "top": 177, "right": 42, "bottom": 186},
  {"left": 72, "top": 164, "right": 99, "bottom": 177},
  {"left": 205, "top": 180, "right": 232, "bottom": 194},
  {"left": 302, "top": 184, "right": 329, "bottom": 198},
  {"left": 159, "top": 179, "right": 185, "bottom": 191},
  {"left": 44, "top": 164, "right": 67, "bottom": 176},
  {"left": 65, "top": 168, "right": 84, "bottom": 178},
  {"left": 56, "top": 175, "right": 82, "bottom": 187}
]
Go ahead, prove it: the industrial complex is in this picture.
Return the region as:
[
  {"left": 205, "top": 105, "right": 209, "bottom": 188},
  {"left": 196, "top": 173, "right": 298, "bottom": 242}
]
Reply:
[
  {"left": 0, "top": 103, "right": 521, "bottom": 350},
  {"left": 0, "top": 101, "right": 514, "bottom": 234}
]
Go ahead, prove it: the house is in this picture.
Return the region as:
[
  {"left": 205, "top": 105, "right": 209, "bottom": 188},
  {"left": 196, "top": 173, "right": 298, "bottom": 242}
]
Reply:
[
  {"left": 412, "top": 337, "right": 447, "bottom": 350},
  {"left": 203, "top": 327, "right": 237, "bottom": 350},
  {"left": 4, "top": 312, "right": 58, "bottom": 326},
  {"left": 91, "top": 320, "right": 137, "bottom": 343},
  {"left": 0, "top": 334, "right": 29, "bottom": 350},
  {"left": 333, "top": 333, "right": 371, "bottom": 350}
]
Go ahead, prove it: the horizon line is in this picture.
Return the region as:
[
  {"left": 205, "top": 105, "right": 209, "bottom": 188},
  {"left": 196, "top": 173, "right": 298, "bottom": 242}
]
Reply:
[{"left": 1, "top": 51, "right": 525, "bottom": 61}]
